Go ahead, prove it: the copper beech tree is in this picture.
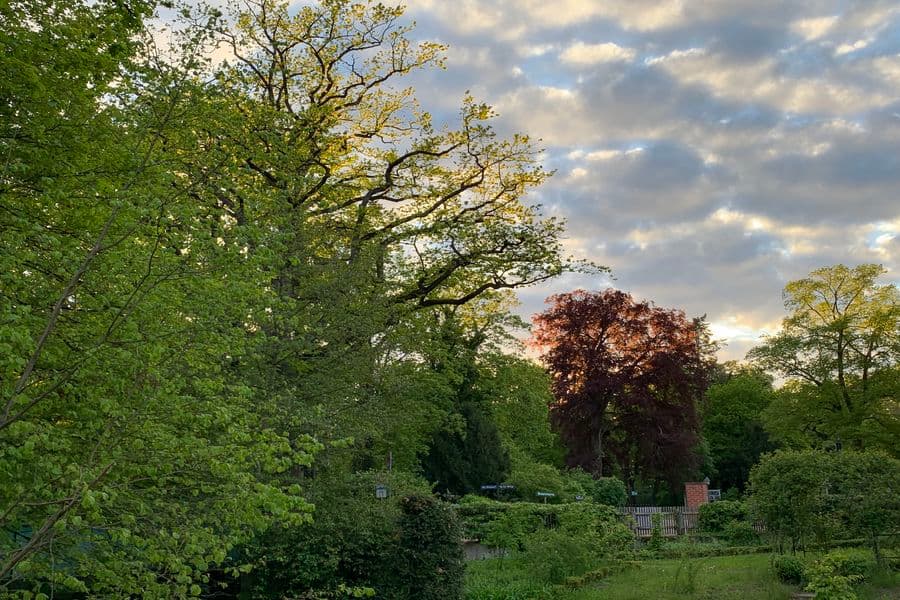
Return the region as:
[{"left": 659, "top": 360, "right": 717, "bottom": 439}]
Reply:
[{"left": 532, "top": 290, "right": 716, "bottom": 494}]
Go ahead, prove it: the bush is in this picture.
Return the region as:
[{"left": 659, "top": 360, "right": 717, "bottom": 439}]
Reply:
[
  {"left": 815, "top": 549, "right": 876, "bottom": 581},
  {"left": 723, "top": 520, "right": 758, "bottom": 545},
  {"left": 456, "top": 496, "right": 633, "bottom": 557},
  {"left": 594, "top": 477, "right": 628, "bottom": 507},
  {"left": 748, "top": 450, "right": 900, "bottom": 555},
  {"left": 243, "top": 472, "right": 463, "bottom": 600},
  {"left": 518, "top": 528, "right": 594, "bottom": 584},
  {"left": 698, "top": 500, "right": 746, "bottom": 533},
  {"left": 801, "top": 549, "right": 877, "bottom": 600},
  {"left": 393, "top": 494, "right": 465, "bottom": 600},
  {"left": 772, "top": 554, "right": 805, "bottom": 584}
]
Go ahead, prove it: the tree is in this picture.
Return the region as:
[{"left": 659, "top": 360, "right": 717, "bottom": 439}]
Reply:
[
  {"left": 1, "top": 0, "right": 576, "bottom": 594},
  {"left": 749, "top": 264, "right": 899, "bottom": 452},
  {"left": 176, "top": 0, "right": 585, "bottom": 482},
  {"left": 748, "top": 449, "right": 900, "bottom": 558},
  {"left": 532, "top": 290, "right": 716, "bottom": 495},
  {"left": 702, "top": 368, "right": 775, "bottom": 491},
  {"left": 0, "top": 0, "right": 321, "bottom": 595},
  {"left": 478, "top": 353, "right": 566, "bottom": 467},
  {"left": 420, "top": 314, "right": 511, "bottom": 496}
]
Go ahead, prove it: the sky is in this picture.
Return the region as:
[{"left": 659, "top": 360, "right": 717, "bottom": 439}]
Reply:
[{"left": 386, "top": 0, "right": 900, "bottom": 361}]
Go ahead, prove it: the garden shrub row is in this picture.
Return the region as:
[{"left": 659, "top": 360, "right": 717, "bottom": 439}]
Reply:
[
  {"left": 773, "top": 548, "right": 882, "bottom": 599},
  {"left": 241, "top": 472, "right": 464, "bottom": 600}
]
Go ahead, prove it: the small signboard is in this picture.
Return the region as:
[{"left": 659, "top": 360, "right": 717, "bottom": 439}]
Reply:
[
  {"left": 535, "top": 491, "right": 556, "bottom": 497},
  {"left": 708, "top": 489, "right": 721, "bottom": 502},
  {"left": 481, "top": 484, "right": 516, "bottom": 492},
  {"left": 375, "top": 484, "right": 389, "bottom": 499},
  {"left": 575, "top": 495, "right": 584, "bottom": 502}
]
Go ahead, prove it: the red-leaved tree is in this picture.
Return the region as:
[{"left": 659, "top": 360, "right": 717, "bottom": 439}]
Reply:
[{"left": 532, "top": 289, "right": 715, "bottom": 494}]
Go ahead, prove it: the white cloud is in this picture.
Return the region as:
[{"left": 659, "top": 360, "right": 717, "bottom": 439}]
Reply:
[
  {"left": 560, "top": 42, "right": 636, "bottom": 65},
  {"left": 791, "top": 15, "right": 839, "bottom": 40},
  {"left": 835, "top": 38, "right": 870, "bottom": 55}
]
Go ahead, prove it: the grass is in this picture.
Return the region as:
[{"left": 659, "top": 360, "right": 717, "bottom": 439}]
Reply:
[
  {"left": 466, "top": 552, "right": 900, "bottom": 600},
  {"left": 570, "top": 554, "right": 792, "bottom": 600}
]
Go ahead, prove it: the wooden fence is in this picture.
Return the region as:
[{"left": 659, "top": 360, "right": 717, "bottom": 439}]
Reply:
[
  {"left": 619, "top": 506, "right": 699, "bottom": 537},
  {"left": 620, "top": 506, "right": 765, "bottom": 537}
]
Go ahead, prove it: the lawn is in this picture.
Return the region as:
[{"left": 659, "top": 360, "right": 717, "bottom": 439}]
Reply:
[
  {"left": 570, "top": 554, "right": 792, "bottom": 600},
  {"left": 466, "top": 552, "right": 900, "bottom": 600}
]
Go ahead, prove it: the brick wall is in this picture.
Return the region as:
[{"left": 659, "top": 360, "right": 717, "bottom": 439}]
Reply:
[{"left": 684, "top": 481, "right": 709, "bottom": 509}]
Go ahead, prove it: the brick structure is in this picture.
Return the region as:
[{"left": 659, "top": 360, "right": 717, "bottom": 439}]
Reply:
[{"left": 684, "top": 481, "right": 709, "bottom": 509}]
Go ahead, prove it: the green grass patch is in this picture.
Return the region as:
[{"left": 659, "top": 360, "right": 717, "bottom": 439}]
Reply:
[
  {"left": 467, "top": 552, "right": 900, "bottom": 599},
  {"left": 569, "top": 554, "right": 794, "bottom": 600}
]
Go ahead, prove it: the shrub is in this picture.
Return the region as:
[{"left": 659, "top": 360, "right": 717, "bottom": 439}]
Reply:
[
  {"left": 646, "top": 513, "right": 665, "bottom": 552},
  {"left": 243, "top": 472, "right": 463, "bottom": 600},
  {"left": 723, "top": 520, "right": 758, "bottom": 545},
  {"left": 457, "top": 497, "right": 633, "bottom": 557},
  {"left": 698, "top": 500, "right": 746, "bottom": 533},
  {"left": 748, "top": 450, "right": 900, "bottom": 555},
  {"left": 393, "top": 494, "right": 464, "bottom": 600},
  {"left": 594, "top": 477, "right": 628, "bottom": 507},
  {"left": 772, "top": 554, "right": 805, "bottom": 584},
  {"left": 505, "top": 451, "right": 566, "bottom": 502},
  {"left": 518, "top": 528, "right": 594, "bottom": 584},
  {"left": 815, "top": 549, "right": 876, "bottom": 581},
  {"left": 802, "top": 549, "right": 877, "bottom": 600}
]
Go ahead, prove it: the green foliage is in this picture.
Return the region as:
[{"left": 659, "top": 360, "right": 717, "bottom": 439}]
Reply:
[
  {"left": 646, "top": 513, "right": 666, "bottom": 552},
  {"left": 482, "top": 506, "right": 542, "bottom": 552},
  {"left": 422, "top": 398, "right": 510, "bottom": 496},
  {"left": 593, "top": 477, "right": 629, "bottom": 507},
  {"left": 245, "top": 473, "right": 462, "bottom": 600},
  {"left": 1, "top": 0, "right": 581, "bottom": 592},
  {"left": 772, "top": 554, "right": 805, "bottom": 584},
  {"left": 749, "top": 264, "right": 899, "bottom": 455},
  {"left": 456, "top": 496, "right": 634, "bottom": 559},
  {"left": 394, "top": 494, "right": 465, "bottom": 600},
  {"left": 722, "top": 520, "right": 758, "bottom": 545},
  {"left": 748, "top": 450, "right": 900, "bottom": 556},
  {"left": 518, "top": 528, "right": 594, "bottom": 584},
  {"left": 467, "top": 553, "right": 795, "bottom": 600},
  {"left": 702, "top": 370, "right": 775, "bottom": 490},
  {"left": 478, "top": 354, "right": 565, "bottom": 467},
  {"left": 814, "top": 549, "right": 878, "bottom": 581},
  {"left": 748, "top": 450, "right": 840, "bottom": 551},
  {"left": 504, "top": 446, "right": 566, "bottom": 502},
  {"left": 465, "top": 560, "right": 557, "bottom": 600},
  {"left": 698, "top": 501, "right": 747, "bottom": 533},
  {"left": 561, "top": 469, "right": 627, "bottom": 506},
  {"left": 667, "top": 558, "right": 701, "bottom": 594},
  {"left": 802, "top": 549, "right": 879, "bottom": 600}
]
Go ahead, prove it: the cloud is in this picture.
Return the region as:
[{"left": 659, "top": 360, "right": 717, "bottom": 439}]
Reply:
[
  {"left": 560, "top": 42, "right": 636, "bottom": 65},
  {"left": 393, "top": 0, "right": 900, "bottom": 360},
  {"left": 791, "top": 15, "right": 839, "bottom": 41}
]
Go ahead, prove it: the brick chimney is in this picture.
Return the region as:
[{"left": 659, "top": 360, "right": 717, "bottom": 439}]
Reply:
[{"left": 684, "top": 480, "right": 709, "bottom": 509}]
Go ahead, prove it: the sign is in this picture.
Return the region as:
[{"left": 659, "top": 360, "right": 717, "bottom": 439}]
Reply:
[
  {"left": 708, "top": 489, "right": 721, "bottom": 502},
  {"left": 575, "top": 495, "right": 584, "bottom": 501},
  {"left": 535, "top": 491, "right": 556, "bottom": 497},
  {"left": 375, "top": 484, "right": 388, "bottom": 499},
  {"left": 480, "top": 484, "right": 516, "bottom": 491}
]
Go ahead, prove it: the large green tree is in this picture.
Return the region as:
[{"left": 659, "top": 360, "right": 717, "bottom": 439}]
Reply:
[
  {"left": 2, "top": 0, "right": 577, "bottom": 593},
  {"left": 749, "top": 264, "right": 899, "bottom": 453},
  {"left": 1, "top": 0, "right": 319, "bottom": 595},
  {"left": 701, "top": 367, "right": 775, "bottom": 491}
]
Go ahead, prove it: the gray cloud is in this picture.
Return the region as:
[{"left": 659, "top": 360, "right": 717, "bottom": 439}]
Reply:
[{"left": 396, "top": 0, "right": 900, "bottom": 361}]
